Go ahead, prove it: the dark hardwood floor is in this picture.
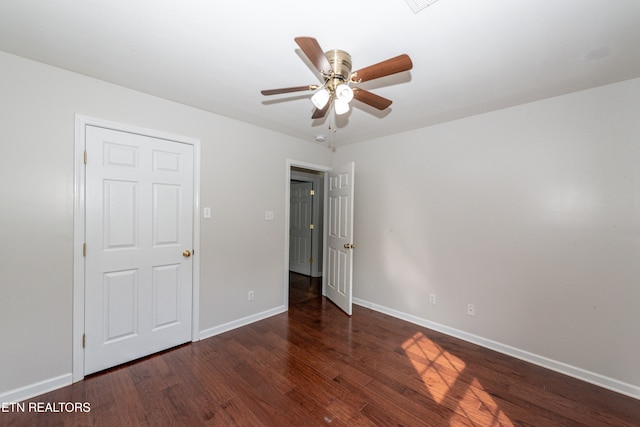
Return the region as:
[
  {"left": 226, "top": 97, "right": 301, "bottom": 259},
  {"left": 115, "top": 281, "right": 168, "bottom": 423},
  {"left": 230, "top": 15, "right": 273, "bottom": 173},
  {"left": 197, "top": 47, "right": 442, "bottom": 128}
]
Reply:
[
  {"left": 288, "top": 271, "right": 322, "bottom": 306},
  {"left": 4, "top": 295, "right": 639, "bottom": 426}
]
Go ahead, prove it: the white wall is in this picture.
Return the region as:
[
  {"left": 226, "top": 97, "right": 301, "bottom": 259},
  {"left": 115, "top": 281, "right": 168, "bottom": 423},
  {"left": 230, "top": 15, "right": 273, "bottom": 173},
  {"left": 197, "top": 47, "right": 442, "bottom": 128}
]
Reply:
[
  {"left": 0, "top": 51, "right": 332, "bottom": 397},
  {"left": 334, "top": 77, "right": 640, "bottom": 394},
  {"left": 3, "top": 47, "right": 639, "bottom": 400}
]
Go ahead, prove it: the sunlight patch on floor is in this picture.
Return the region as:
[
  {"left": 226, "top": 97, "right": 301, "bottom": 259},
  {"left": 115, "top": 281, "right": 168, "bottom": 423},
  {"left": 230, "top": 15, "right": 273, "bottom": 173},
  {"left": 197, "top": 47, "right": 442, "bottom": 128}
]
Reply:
[{"left": 402, "top": 332, "right": 514, "bottom": 426}]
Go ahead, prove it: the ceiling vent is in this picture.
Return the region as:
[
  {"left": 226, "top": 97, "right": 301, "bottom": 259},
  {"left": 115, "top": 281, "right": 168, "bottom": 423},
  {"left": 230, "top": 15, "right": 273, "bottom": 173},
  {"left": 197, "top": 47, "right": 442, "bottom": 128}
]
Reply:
[{"left": 405, "top": 0, "right": 439, "bottom": 13}]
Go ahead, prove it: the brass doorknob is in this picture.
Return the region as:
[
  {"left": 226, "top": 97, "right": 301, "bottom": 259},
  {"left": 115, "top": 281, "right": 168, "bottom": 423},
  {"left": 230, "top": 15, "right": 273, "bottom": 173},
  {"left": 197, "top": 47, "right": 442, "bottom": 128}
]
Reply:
[
  {"left": 343, "top": 243, "right": 356, "bottom": 249},
  {"left": 183, "top": 250, "right": 191, "bottom": 258}
]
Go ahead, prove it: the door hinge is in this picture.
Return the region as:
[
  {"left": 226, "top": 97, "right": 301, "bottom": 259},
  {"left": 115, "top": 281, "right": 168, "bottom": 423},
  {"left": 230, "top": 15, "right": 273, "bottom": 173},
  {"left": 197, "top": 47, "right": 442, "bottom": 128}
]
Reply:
[
  {"left": 84, "top": 151, "right": 87, "bottom": 164},
  {"left": 309, "top": 257, "right": 313, "bottom": 264},
  {"left": 309, "top": 224, "right": 314, "bottom": 230},
  {"left": 82, "top": 334, "right": 86, "bottom": 348},
  {"left": 83, "top": 243, "right": 86, "bottom": 256},
  {"left": 310, "top": 189, "right": 315, "bottom": 196}
]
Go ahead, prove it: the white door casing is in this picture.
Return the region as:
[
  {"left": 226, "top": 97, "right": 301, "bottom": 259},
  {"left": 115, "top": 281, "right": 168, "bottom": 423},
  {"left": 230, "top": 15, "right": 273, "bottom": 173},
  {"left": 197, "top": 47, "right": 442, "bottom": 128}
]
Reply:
[
  {"left": 80, "top": 123, "right": 198, "bottom": 376},
  {"left": 290, "top": 181, "right": 313, "bottom": 275},
  {"left": 325, "top": 162, "right": 355, "bottom": 315}
]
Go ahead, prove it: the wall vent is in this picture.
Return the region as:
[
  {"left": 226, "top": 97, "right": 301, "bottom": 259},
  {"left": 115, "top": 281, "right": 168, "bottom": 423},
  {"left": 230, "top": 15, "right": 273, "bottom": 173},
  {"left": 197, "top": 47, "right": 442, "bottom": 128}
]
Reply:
[{"left": 405, "top": 0, "right": 440, "bottom": 13}]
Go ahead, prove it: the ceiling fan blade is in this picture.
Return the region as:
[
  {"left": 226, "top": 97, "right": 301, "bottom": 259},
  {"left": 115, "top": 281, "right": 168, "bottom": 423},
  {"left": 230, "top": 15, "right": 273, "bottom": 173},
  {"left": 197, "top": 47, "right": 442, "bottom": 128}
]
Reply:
[
  {"left": 312, "top": 98, "right": 332, "bottom": 119},
  {"left": 261, "top": 85, "right": 315, "bottom": 96},
  {"left": 295, "top": 37, "right": 332, "bottom": 75},
  {"left": 353, "top": 88, "right": 393, "bottom": 110},
  {"left": 351, "top": 54, "right": 413, "bottom": 82}
]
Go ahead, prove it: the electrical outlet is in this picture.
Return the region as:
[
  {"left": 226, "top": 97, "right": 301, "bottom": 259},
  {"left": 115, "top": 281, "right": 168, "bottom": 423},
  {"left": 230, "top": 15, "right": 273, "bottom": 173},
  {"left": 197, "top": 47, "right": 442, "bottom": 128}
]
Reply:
[
  {"left": 429, "top": 294, "right": 436, "bottom": 304},
  {"left": 248, "top": 291, "right": 254, "bottom": 301},
  {"left": 467, "top": 303, "right": 475, "bottom": 316}
]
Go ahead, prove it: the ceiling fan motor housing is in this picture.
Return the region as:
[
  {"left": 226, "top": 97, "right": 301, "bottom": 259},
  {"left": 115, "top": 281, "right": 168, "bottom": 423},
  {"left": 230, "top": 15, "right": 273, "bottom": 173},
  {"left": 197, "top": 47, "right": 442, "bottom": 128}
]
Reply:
[{"left": 325, "top": 49, "right": 352, "bottom": 88}]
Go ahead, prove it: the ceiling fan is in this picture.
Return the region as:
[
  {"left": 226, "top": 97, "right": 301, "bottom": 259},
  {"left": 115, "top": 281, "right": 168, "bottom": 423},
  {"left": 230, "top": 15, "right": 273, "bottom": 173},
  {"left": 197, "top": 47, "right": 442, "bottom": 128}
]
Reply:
[{"left": 261, "top": 37, "right": 413, "bottom": 119}]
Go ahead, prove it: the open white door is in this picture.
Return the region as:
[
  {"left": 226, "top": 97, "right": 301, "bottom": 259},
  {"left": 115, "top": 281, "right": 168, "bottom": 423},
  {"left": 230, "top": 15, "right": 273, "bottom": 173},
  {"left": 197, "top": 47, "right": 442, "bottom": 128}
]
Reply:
[{"left": 325, "top": 162, "right": 355, "bottom": 315}]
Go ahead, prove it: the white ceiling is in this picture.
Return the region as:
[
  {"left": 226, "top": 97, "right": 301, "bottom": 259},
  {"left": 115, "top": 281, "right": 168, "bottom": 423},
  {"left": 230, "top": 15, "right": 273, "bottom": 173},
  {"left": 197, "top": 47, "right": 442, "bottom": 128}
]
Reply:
[{"left": 1, "top": 0, "right": 639, "bottom": 147}]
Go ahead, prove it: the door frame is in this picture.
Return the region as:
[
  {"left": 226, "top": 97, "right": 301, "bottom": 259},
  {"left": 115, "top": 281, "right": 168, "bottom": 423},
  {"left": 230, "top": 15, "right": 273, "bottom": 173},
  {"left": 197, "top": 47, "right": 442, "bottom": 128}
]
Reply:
[
  {"left": 72, "top": 114, "right": 201, "bottom": 382},
  {"left": 284, "top": 159, "right": 331, "bottom": 307}
]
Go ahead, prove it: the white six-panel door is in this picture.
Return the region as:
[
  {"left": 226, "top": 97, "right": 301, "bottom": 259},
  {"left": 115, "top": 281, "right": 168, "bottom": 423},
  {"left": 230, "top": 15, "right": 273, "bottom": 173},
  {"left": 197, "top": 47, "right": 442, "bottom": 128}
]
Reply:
[
  {"left": 290, "top": 181, "right": 313, "bottom": 275},
  {"left": 84, "top": 126, "right": 194, "bottom": 375},
  {"left": 326, "top": 162, "right": 355, "bottom": 315}
]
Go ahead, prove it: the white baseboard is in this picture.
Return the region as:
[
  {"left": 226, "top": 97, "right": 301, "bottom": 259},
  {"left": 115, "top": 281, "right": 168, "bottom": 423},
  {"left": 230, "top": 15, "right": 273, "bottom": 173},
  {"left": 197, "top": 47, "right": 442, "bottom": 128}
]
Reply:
[
  {"left": 6, "top": 301, "right": 637, "bottom": 404},
  {"left": 353, "top": 297, "right": 640, "bottom": 400},
  {"left": 1, "top": 306, "right": 288, "bottom": 403},
  {"left": 0, "top": 374, "right": 72, "bottom": 403},
  {"left": 199, "top": 305, "right": 288, "bottom": 340}
]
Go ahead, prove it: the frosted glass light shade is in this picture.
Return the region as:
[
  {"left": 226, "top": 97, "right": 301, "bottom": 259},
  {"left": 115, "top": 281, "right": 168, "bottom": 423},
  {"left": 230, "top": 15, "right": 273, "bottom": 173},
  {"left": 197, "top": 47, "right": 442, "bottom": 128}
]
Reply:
[
  {"left": 335, "top": 84, "right": 354, "bottom": 102},
  {"left": 335, "top": 99, "right": 350, "bottom": 115},
  {"left": 311, "top": 88, "right": 331, "bottom": 109}
]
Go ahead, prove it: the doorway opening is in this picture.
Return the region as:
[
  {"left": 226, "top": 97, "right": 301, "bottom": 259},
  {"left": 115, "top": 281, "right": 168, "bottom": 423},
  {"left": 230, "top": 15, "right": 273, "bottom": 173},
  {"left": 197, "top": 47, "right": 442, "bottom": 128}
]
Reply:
[
  {"left": 285, "top": 160, "right": 331, "bottom": 308},
  {"left": 289, "top": 167, "right": 324, "bottom": 306},
  {"left": 285, "top": 160, "right": 355, "bottom": 315}
]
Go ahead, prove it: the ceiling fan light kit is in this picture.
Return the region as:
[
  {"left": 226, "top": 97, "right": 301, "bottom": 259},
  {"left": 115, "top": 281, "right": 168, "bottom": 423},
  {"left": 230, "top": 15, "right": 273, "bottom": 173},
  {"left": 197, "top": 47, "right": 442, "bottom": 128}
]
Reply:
[
  {"left": 311, "top": 88, "right": 331, "bottom": 109},
  {"left": 336, "top": 84, "right": 354, "bottom": 103},
  {"left": 261, "top": 37, "right": 413, "bottom": 120},
  {"left": 334, "top": 98, "right": 350, "bottom": 115}
]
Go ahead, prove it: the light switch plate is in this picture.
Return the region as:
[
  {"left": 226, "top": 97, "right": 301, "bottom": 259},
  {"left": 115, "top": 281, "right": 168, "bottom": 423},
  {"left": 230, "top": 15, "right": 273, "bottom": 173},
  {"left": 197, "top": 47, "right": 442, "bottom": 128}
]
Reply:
[
  {"left": 265, "top": 210, "right": 274, "bottom": 220},
  {"left": 203, "top": 207, "right": 211, "bottom": 219}
]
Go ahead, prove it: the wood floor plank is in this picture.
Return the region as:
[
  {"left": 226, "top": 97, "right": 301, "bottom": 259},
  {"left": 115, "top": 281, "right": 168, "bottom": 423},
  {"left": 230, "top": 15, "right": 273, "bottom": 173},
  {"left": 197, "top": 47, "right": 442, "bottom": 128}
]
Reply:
[
  {"left": 284, "top": 386, "right": 352, "bottom": 427},
  {"left": 213, "top": 343, "right": 321, "bottom": 425},
  {"left": 3, "top": 295, "right": 639, "bottom": 426}
]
